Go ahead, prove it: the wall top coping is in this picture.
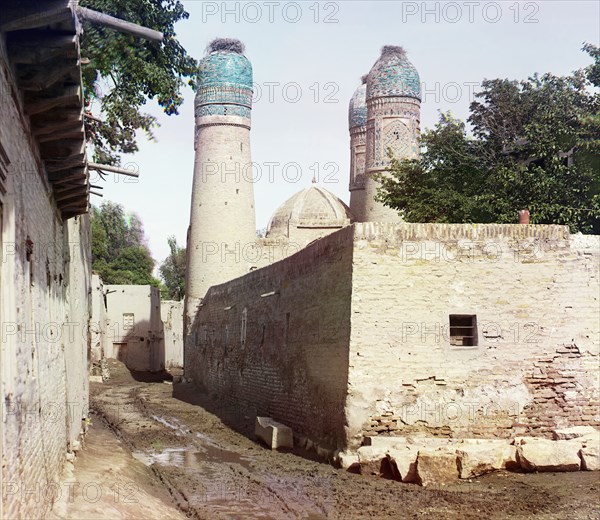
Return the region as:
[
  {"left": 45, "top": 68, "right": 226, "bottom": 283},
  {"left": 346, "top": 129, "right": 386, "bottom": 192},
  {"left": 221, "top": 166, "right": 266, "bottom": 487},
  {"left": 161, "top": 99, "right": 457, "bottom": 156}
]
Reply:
[{"left": 353, "top": 222, "right": 575, "bottom": 242}]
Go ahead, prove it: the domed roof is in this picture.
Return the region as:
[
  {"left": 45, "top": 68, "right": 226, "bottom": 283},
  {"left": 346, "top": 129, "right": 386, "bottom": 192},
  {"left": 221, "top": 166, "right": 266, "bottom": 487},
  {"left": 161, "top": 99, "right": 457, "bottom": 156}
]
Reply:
[
  {"left": 197, "top": 38, "right": 252, "bottom": 90},
  {"left": 348, "top": 76, "right": 367, "bottom": 129},
  {"left": 267, "top": 187, "right": 353, "bottom": 238},
  {"left": 366, "top": 46, "right": 421, "bottom": 101}
]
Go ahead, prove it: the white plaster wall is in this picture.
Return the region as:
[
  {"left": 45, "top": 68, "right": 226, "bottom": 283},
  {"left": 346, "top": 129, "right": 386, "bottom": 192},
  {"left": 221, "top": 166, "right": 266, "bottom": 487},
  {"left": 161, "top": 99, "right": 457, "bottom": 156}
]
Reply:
[
  {"left": 104, "top": 285, "right": 164, "bottom": 371},
  {"left": 161, "top": 300, "right": 183, "bottom": 368}
]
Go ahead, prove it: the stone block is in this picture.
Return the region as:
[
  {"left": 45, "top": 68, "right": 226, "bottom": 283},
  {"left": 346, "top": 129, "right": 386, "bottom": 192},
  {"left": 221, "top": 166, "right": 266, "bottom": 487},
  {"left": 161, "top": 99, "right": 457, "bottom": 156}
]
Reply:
[
  {"left": 357, "top": 445, "right": 387, "bottom": 476},
  {"left": 363, "top": 436, "right": 407, "bottom": 449},
  {"left": 338, "top": 451, "right": 360, "bottom": 470},
  {"left": 579, "top": 433, "right": 600, "bottom": 471},
  {"left": 517, "top": 439, "right": 581, "bottom": 472},
  {"left": 255, "top": 416, "right": 293, "bottom": 450},
  {"left": 456, "top": 442, "right": 514, "bottom": 478},
  {"left": 416, "top": 449, "right": 459, "bottom": 487},
  {"left": 386, "top": 447, "right": 419, "bottom": 483},
  {"left": 552, "top": 426, "right": 599, "bottom": 441}
]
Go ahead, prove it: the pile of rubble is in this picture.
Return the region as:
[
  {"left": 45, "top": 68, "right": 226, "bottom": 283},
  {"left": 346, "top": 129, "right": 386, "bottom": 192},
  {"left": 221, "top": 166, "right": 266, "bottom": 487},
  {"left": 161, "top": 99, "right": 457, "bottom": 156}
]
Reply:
[{"left": 339, "top": 426, "right": 599, "bottom": 486}]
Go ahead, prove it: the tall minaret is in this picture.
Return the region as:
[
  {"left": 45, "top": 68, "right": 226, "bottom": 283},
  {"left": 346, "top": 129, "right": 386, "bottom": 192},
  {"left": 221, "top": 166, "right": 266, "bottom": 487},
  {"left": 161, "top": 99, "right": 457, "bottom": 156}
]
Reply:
[
  {"left": 348, "top": 75, "right": 368, "bottom": 219},
  {"left": 185, "top": 38, "right": 256, "bottom": 325},
  {"left": 355, "top": 45, "right": 421, "bottom": 222}
]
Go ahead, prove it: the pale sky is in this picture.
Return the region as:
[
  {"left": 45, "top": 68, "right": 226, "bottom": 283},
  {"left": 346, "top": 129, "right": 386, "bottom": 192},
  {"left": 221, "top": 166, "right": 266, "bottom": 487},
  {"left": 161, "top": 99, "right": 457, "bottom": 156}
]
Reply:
[{"left": 89, "top": 1, "right": 600, "bottom": 267}]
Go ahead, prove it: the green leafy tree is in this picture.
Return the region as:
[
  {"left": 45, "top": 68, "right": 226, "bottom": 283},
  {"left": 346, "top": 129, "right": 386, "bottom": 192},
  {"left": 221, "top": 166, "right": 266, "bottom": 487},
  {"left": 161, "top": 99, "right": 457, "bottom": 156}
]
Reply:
[
  {"left": 159, "top": 236, "right": 186, "bottom": 300},
  {"left": 80, "top": 0, "right": 198, "bottom": 164},
  {"left": 91, "top": 201, "right": 159, "bottom": 285},
  {"left": 377, "top": 44, "right": 600, "bottom": 233}
]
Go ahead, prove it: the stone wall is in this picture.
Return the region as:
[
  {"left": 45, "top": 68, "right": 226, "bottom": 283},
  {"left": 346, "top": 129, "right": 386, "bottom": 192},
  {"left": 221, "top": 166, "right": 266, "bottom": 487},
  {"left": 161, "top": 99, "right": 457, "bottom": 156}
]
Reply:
[
  {"left": 104, "top": 285, "right": 164, "bottom": 372},
  {"left": 185, "top": 226, "right": 355, "bottom": 451},
  {"left": 0, "top": 38, "right": 91, "bottom": 519},
  {"left": 346, "top": 223, "right": 600, "bottom": 449}
]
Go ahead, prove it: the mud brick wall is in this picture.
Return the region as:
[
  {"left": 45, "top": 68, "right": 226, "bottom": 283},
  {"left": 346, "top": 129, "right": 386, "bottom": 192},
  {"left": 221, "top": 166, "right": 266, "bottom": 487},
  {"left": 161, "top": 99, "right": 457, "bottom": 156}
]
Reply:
[
  {"left": 104, "top": 285, "right": 164, "bottom": 372},
  {"left": 0, "top": 38, "right": 91, "bottom": 519},
  {"left": 346, "top": 223, "right": 600, "bottom": 449},
  {"left": 185, "top": 226, "right": 354, "bottom": 451}
]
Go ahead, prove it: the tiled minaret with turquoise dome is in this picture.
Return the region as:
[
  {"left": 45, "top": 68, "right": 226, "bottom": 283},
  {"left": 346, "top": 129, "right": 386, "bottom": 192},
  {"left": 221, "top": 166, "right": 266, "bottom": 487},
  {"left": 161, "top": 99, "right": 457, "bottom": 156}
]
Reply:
[
  {"left": 348, "top": 75, "right": 368, "bottom": 214},
  {"left": 352, "top": 45, "right": 421, "bottom": 222},
  {"left": 185, "top": 38, "right": 257, "bottom": 325}
]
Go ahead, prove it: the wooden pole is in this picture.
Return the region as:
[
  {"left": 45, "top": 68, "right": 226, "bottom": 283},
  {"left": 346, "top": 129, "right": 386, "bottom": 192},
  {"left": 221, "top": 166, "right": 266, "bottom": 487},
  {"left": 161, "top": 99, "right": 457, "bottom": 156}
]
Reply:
[
  {"left": 88, "top": 162, "right": 139, "bottom": 178},
  {"left": 77, "top": 7, "right": 164, "bottom": 42}
]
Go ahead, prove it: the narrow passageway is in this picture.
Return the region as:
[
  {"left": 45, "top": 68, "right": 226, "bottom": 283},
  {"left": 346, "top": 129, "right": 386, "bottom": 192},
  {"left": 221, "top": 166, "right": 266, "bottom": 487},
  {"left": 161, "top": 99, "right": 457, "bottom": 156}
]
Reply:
[
  {"left": 48, "top": 419, "right": 185, "bottom": 520},
  {"left": 72, "top": 360, "right": 600, "bottom": 520}
]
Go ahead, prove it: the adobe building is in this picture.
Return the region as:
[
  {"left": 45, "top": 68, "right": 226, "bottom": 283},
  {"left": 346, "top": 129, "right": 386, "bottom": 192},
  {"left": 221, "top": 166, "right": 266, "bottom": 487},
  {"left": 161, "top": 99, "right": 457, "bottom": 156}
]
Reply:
[
  {"left": 183, "top": 40, "right": 599, "bottom": 459},
  {"left": 0, "top": 5, "right": 92, "bottom": 518}
]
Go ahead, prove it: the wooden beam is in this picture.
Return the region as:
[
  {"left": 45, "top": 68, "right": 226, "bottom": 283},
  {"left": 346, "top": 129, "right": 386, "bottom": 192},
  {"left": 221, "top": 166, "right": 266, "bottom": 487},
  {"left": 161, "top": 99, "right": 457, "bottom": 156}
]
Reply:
[
  {"left": 83, "top": 112, "right": 103, "bottom": 123},
  {"left": 33, "top": 113, "right": 83, "bottom": 136},
  {"left": 50, "top": 172, "right": 87, "bottom": 184},
  {"left": 88, "top": 162, "right": 139, "bottom": 178},
  {"left": 25, "top": 85, "right": 81, "bottom": 116},
  {"left": 38, "top": 128, "right": 84, "bottom": 143},
  {"left": 1, "top": 2, "right": 73, "bottom": 32},
  {"left": 77, "top": 7, "right": 163, "bottom": 42},
  {"left": 56, "top": 188, "right": 87, "bottom": 203},
  {"left": 45, "top": 155, "right": 85, "bottom": 173},
  {"left": 8, "top": 31, "right": 78, "bottom": 65},
  {"left": 54, "top": 181, "right": 87, "bottom": 193},
  {"left": 61, "top": 199, "right": 89, "bottom": 210},
  {"left": 19, "top": 61, "right": 79, "bottom": 91}
]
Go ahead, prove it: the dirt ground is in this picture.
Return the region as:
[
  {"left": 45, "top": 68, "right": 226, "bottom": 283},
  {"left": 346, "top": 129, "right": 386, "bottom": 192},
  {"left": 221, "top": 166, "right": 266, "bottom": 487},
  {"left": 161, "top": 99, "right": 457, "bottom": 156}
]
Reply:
[{"left": 88, "top": 360, "right": 600, "bottom": 520}]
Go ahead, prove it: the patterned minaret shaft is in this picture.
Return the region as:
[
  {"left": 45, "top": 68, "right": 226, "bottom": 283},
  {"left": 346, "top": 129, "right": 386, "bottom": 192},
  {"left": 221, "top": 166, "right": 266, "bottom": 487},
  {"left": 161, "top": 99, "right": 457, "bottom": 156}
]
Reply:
[
  {"left": 348, "top": 76, "right": 368, "bottom": 220},
  {"left": 358, "top": 45, "right": 421, "bottom": 222},
  {"left": 185, "top": 39, "right": 256, "bottom": 321}
]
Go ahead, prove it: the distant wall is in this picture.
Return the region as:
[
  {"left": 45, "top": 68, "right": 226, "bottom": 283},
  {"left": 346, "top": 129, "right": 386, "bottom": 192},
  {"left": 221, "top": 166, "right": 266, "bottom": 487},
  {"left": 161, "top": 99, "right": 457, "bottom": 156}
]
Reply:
[
  {"left": 185, "top": 226, "right": 354, "bottom": 451},
  {"left": 161, "top": 300, "right": 183, "bottom": 368},
  {"left": 90, "top": 274, "right": 106, "bottom": 364},
  {"left": 346, "top": 223, "right": 600, "bottom": 448},
  {"left": 104, "top": 285, "right": 163, "bottom": 371}
]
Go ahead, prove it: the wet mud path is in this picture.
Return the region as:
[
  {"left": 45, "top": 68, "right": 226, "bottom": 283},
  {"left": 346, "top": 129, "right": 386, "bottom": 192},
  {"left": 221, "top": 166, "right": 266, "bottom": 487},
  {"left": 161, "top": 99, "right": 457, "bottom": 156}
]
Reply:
[{"left": 90, "top": 360, "right": 600, "bottom": 520}]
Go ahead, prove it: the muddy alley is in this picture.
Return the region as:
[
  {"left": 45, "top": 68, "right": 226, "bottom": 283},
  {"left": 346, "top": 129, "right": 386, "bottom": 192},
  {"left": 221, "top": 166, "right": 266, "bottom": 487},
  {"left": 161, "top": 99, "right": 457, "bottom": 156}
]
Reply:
[{"left": 80, "top": 360, "right": 600, "bottom": 520}]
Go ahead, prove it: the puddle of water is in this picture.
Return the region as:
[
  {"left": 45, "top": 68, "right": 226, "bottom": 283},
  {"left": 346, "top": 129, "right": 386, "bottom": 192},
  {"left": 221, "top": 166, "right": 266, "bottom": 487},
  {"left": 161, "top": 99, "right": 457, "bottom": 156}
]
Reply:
[{"left": 132, "top": 445, "right": 253, "bottom": 471}]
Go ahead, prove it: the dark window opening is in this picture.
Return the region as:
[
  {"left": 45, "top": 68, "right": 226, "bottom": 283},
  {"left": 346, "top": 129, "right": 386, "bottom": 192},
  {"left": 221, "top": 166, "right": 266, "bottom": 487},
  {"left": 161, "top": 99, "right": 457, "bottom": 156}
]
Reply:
[{"left": 449, "top": 314, "right": 478, "bottom": 347}]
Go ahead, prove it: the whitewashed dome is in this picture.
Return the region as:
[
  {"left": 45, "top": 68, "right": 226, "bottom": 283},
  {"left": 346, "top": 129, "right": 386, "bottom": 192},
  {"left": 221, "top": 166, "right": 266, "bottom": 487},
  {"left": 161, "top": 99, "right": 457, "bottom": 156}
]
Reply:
[{"left": 266, "top": 186, "right": 353, "bottom": 238}]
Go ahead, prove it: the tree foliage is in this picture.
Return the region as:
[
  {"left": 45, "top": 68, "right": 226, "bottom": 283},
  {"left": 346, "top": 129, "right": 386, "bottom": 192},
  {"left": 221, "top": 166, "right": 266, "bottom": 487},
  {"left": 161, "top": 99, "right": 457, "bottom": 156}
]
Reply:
[
  {"left": 79, "top": 0, "right": 198, "bottom": 164},
  {"left": 377, "top": 44, "right": 600, "bottom": 234},
  {"left": 91, "top": 202, "right": 159, "bottom": 286},
  {"left": 159, "top": 236, "right": 186, "bottom": 300}
]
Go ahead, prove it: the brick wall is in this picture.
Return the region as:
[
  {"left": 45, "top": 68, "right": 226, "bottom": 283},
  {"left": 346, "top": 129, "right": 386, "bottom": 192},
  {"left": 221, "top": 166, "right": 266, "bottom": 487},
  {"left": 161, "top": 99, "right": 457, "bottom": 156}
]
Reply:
[
  {"left": 0, "top": 38, "right": 91, "bottom": 519},
  {"left": 347, "top": 223, "right": 600, "bottom": 448},
  {"left": 185, "top": 225, "right": 354, "bottom": 452},
  {"left": 185, "top": 222, "right": 599, "bottom": 454}
]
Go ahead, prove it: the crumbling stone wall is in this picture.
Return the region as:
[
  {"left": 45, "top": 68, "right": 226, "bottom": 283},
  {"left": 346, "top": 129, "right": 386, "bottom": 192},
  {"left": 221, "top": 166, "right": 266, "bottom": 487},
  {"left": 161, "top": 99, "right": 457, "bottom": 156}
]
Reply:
[
  {"left": 0, "top": 38, "right": 91, "bottom": 519},
  {"left": 185, "top": 226, "right": 354, "bottom": 452},
  {"left": 346, "top": 223, "right": 599, "bottom": 448}
]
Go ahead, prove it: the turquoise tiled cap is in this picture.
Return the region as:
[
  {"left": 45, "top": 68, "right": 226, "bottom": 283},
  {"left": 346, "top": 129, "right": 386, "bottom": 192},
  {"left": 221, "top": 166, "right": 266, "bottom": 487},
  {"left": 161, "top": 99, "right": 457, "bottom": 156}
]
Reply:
[
  {"left": 348, "top": 76, "right": 368, "bottom": 129},
  {"left": 195, "top": 39, "right": 253, "bottom": 117},
  {"left": 367, "top": 46, "right": 421, "bottom": 101}
]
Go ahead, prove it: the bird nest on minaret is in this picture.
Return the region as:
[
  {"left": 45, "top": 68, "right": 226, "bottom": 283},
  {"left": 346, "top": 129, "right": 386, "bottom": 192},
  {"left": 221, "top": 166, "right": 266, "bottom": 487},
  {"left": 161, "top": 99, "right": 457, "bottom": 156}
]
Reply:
[
  {"left": 380, "top": 45, "right": 406, "bottom": 58},
  {"left": 206, "top": 38, "right": 245, "bottom": 54}
]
